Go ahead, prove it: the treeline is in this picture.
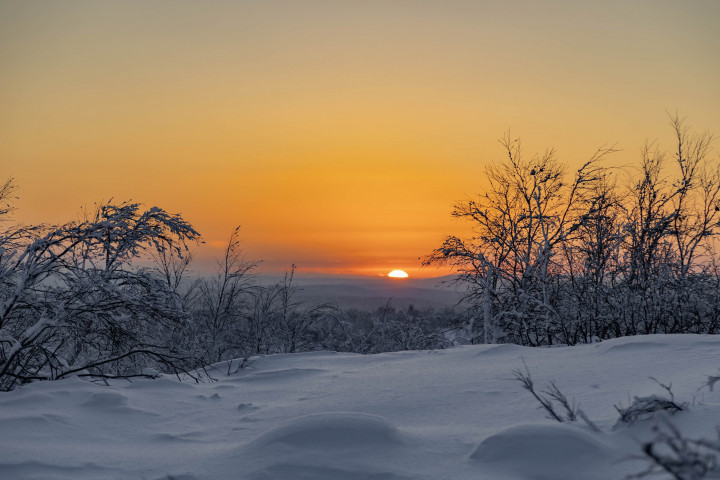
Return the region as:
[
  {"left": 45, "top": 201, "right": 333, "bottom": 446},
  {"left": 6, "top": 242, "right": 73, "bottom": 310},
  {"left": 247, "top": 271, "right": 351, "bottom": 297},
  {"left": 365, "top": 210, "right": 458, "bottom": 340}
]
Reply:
[
  {"left": 427, "top": 115, "right": 720, "bottom": 346},
  {"left": 0, "top": 197, "right": 453, "bottom": 391}
]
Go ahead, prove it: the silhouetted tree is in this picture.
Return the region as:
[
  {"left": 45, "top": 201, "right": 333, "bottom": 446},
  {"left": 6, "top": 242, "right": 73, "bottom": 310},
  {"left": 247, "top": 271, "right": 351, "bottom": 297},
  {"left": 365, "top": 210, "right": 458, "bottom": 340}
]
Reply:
[
  {"left": 426, "top": 132, "right": 613, "bottom": 344},
  {"left": 428, "top": 115, "right": 719, "bottom": 345}
]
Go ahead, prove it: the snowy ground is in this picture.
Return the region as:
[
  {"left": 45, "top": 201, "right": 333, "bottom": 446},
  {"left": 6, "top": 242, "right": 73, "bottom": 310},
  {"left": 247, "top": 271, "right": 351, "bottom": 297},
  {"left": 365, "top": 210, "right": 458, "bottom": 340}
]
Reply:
[{"left": 1, "top": 334, "right": 719, "bottom": 480}]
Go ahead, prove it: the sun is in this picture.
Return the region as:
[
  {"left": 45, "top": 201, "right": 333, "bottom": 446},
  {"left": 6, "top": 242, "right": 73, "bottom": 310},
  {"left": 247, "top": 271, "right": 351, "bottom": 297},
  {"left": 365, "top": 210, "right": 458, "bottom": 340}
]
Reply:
[{"left": 388, "top": 270, "right": 409, "bottom": 278}]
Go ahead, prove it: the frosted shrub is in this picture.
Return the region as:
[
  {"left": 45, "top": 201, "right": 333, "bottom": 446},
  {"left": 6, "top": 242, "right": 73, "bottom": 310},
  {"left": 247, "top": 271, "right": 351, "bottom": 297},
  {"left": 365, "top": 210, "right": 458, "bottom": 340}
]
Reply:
[
  {"left": 632, "top": 416, "right": 720, "bottom": 480},
  {"left": 512, "top": 361, "right": 600, "bottom": 432},
  {"left": 616, "top": 379, "right": 685, "bottom": 425},
  {"left": 0, "top": 193, "right": 203, "bottom": 391},
  {"left": 616, "top": 395, "right": 685, "bottom": 425}
]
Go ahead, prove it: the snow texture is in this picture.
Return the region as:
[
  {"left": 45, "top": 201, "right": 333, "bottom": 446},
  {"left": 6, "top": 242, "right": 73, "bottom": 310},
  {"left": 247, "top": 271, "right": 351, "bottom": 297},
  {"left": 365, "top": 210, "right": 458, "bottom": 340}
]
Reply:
[{"left": 1, "top": 334, "right": 719, "bottom": 479}]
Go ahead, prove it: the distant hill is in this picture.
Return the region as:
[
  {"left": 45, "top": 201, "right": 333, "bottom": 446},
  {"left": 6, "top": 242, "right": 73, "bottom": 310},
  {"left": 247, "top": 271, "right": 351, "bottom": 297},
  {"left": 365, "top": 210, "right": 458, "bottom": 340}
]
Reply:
[{"left": 257, "top": 274, "right": 462, "bottom": 311}]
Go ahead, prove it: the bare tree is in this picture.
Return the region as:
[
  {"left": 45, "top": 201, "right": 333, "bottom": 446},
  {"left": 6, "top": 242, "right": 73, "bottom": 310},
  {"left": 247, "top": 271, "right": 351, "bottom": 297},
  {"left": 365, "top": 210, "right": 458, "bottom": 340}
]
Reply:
[
  {"left": 616, "top": 115, "right": 719, "bottom": 336},
  {"left": 560, "top": 174, "right": 626, "bottom": 342},
  {"left": 191, "top": 226, "right": 255, "bottom": 364},
  {"left": 668, "top": 114, "right": 718, "bottom": 278},
  {"left": 0, "top": 178, "right": 18, "bottom": 220},
  {"left": 245, "top": 265, "right": 335, "bottom": 355},
  {"left": 426, "top": 132, "right": 613, "bottom": 345}
]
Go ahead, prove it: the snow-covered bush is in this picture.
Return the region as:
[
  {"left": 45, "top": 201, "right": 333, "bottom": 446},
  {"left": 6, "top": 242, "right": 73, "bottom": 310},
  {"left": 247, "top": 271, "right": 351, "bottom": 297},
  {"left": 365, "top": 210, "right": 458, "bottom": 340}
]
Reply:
[
  {"left": 616, "top": 396, "right": 685, "bottom": 425},
  {"left": 512, "top": 362, "right": 603, "bottom": 432},
  {"left": 615, "top": 378, "right": 686, "bottom": 425},
  {"left": 514, "top": 372, "right": 576, "bottom": 422},
  {"left": 0, "top": 190, "right": 202, "bottom": 391}
]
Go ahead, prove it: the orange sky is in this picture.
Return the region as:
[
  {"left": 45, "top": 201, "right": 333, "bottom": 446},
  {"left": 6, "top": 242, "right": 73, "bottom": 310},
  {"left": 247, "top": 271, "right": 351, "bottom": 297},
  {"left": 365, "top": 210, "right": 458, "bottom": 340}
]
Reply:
[{"left": 2, "top": 1, "right": 719, "bottom": 277}]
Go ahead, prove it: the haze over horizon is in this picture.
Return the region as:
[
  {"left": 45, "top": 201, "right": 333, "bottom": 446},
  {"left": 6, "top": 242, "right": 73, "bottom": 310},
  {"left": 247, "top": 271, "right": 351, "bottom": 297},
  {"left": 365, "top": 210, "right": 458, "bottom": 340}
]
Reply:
[{"left": 2, "top": 1, "right": 719, "bottom": 277}]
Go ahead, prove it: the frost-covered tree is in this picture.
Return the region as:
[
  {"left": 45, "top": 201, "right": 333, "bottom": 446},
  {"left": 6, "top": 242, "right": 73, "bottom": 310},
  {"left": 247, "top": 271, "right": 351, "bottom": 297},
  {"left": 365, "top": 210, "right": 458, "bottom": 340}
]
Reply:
[
  {"left": 426, "top": 132, "right": 612, "bottom": 345},
  {"left": 618, "top": 116, "right": 719, "bottom": 336},
  {"left": 0, "top": 195, "right": 201, "bottom": 391},
  {"left": 556, "top": 173, "right": 627, "bottom": 343},
  {"left": 429, "top": 116, "right": 719, "bottom": 346}
]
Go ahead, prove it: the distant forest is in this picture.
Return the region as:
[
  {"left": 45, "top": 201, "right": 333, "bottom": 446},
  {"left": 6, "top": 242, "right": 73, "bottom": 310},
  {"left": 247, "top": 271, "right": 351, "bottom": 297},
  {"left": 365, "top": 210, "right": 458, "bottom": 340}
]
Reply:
[{"left": 1, "top": 114, "right": 718, "bottom": 391}]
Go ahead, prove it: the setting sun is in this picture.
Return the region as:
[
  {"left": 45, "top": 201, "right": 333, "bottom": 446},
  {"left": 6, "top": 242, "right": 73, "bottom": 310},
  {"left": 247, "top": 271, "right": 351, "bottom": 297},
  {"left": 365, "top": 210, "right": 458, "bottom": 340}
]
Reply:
[{"left": 388, "top": 270, "right": 409, "bottom": 278}]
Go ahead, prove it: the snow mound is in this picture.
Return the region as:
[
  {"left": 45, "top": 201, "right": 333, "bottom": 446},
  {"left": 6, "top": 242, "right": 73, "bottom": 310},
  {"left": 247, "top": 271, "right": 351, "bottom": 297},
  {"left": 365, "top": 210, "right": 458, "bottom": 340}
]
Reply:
[
  {"left": 249, "top": 412, "right": 405, "bottom": 452},
  {"left": 125, "top": 376, "right": 197, "bottom": 391},
  {"left": 470, "top": 423, "right": 617, "bottom": 480},
  {"left": 602, "top": 341, "right": 666, "bottom": 353},
  {"left": 0, "top": 413, "right": 71, "bottom": 430},
  {"left": 474, "top": 344, "right": 525, "bottom": 356},
  {"left": 232, "top": 367, "right": 328, "bottom": 382},
  {"left": 243, "top": 463, "right": 412, "bottom": 480},
  {"left": 0, "top": 461, "right": 123, "bottom": 479},
  {"left": 224, "top": 413, "right": 413, "bottom": 480},
  {"left": 79, "top": 391, "right": 159, "bottom": 417},
  {"left": 150, "top": 431, "right": 205, "bottom": 443},
  {"left": 0, "top": 391, "right": 54, "bottom": 406},
  {"left": 80, "top": 391, "right": 128, "bottom": 408}
]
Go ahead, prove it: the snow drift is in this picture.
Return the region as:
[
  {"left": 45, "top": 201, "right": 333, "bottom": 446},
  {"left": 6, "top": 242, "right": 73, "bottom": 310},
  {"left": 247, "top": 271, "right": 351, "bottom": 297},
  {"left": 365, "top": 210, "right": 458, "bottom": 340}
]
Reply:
[{"left": 1, "top": 334, "right": 719, "bottom": 479}]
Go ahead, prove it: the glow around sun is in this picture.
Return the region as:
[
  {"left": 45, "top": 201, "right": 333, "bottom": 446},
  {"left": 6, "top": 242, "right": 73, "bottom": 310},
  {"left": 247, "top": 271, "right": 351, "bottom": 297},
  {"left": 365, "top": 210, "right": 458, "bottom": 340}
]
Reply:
[{"left": 388, "top": 270, "right": 409, "bottom": 278}]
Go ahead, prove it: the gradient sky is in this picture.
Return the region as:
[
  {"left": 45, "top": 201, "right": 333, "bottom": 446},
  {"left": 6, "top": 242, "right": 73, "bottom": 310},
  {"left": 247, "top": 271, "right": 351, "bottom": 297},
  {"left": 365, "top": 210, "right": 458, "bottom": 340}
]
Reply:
[{"left": 2, "top": 1, "right": 719, "bottom": 277}]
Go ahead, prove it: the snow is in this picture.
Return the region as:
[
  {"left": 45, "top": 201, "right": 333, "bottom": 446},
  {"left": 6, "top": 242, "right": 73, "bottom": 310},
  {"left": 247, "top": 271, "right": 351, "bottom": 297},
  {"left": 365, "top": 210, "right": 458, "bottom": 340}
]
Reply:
[{"left": 1, "top": 334, "right": 719, "bottom": 479}]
